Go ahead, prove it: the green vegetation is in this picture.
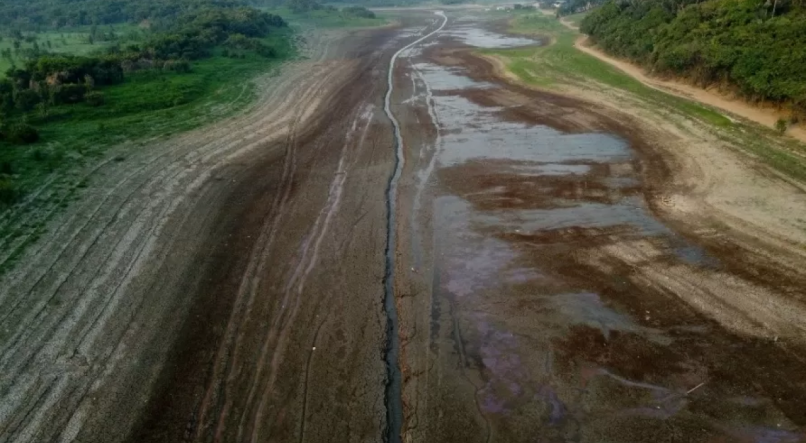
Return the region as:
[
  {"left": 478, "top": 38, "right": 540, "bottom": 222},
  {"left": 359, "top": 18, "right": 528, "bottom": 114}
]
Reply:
[
  {"left": 0, "top": 0, "right": 382, "bottom": 273},
  {"left": 581, "top": 0, "right": 806, "bottom": 119},
  {"left": 0, "top": 6, "right": 292, "bottom": 207},
  {"left": 555, "top": 0, "right": 606, "bottom": 16},
  {"left": 489, "top": 12, "right": 730, "bottom": 127},
  {"left": 254, "top": 0, "right": 453, "bottom": 7},
  {"left": 0, "top": 25, "right": 143, "bottom": 76},
  {"left": 776, "top": 118, "right": 788, "bottom": 134},
  {"left": 276, "top": 7, "right": 385, "bottom": 27}
]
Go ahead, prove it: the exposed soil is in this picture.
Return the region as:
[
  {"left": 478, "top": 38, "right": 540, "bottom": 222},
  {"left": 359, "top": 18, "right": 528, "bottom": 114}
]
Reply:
[
  {"left": 392, "top": 13, "right": 806, "bottom": 443},
  {"left": 3, "top": 9, "right": 806, "bottom": 443}
]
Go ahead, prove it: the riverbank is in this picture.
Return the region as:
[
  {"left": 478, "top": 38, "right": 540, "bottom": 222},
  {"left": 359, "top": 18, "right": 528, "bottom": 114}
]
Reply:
[{"left": 477, "top": 11, "right": 806, "bottom": 333}]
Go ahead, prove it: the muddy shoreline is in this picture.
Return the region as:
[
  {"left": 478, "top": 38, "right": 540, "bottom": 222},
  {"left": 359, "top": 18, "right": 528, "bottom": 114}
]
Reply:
[{"left": 394, "top": 13, "right": 806, "bottom": 442}]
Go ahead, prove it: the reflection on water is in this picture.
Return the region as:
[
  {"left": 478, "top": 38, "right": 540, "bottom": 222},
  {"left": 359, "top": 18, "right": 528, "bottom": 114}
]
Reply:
[
  {"left": 511, "top": 163, "right": 591, "bottom": 176},
  {"left": 476, "top": 199, "right": 669, "bottom": 234},
  {"left": 552, "top": 292, "right": 644, "bottom": 339},
  {"left": 441, "top": 25, "right": 539, "bottom": 48},
  {"left": 426, "top": 90, "right": 633, "bottom": 166}
]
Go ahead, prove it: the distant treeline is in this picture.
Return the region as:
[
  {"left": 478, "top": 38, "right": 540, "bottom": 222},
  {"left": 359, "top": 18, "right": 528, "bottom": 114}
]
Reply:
[
  {"left": 554, "top": 0, "right": 606, "bottom": 16},
  {"left": 0, "top": 0, "right": 248, "bottom": 29},
  {"left": 251, "top": 0, "right": 455, "bottom": 7},
  {"left": 0, "top": 7, "right": 287, "bottom": 144},
  {"left": 283, "top": 0, "right": 377, "bottom": 17},
  {"left": 582, "top": 0, "right": 806, "bottom": 118}
]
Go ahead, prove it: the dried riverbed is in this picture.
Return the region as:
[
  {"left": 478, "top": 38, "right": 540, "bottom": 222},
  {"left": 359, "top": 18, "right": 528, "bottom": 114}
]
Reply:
[
  {"left": 2, "top": 9, "right": 806, "bottom": 443},
  {"left": 391, "top": 12, "right": 806, "bottom": 443}
]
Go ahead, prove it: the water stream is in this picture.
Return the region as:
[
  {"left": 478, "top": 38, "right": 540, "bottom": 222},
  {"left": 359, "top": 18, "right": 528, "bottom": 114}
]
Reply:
[{"left": 381, "top": 11, "right": 447, "bottom": 443}]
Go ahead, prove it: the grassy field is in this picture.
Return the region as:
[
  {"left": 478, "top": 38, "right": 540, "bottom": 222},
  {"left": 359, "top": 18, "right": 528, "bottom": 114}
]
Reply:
[
  {"left": 0, "top": 25, "right": 142, "bottom": 75},
  {"left": 488, "top": 12, "right": 731, "bottom": 128},
  {"left": 563, "top": 10, "right": 589, "bottom": 28}
]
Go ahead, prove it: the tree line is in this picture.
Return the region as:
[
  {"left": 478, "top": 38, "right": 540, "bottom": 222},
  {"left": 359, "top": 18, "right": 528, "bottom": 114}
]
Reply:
[
  {"left": 0, "top": 0, "right": 246, "bottom": 30},
  {"left": 581, "top": 0, "right": 806, "bottom": 121}
]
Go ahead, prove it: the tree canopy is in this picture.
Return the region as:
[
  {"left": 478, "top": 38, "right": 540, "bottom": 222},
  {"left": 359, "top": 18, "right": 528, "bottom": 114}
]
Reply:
[{"left": 581, "top": 0, "right": 806, "bottom": 116}]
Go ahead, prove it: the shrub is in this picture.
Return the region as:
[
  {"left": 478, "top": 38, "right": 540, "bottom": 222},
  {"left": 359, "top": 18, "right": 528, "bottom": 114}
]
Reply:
[
  {"left": 14, "top": 89, "right": 41, "bottom": 112},
  {"left": 164, "top": 59, "right": 191, "bottom": 73},
  {"left": 582, "top": 0, "right": 806, "bottom": 112},
  {"left": 32, "top": 147, "right": 48, "bottom": 161},
  {"left": 7, "top": 123, "right": 39, "bottom": 144},
  {"left": 51, "top": 83, "right": 86, "bottom": 105},
  {"left": 0, "top": 175, "right": 18, "bottom": 205},
  {"left": 775, "top": 118, "right": 788, "bottom": 134},
  {"left": 85, "top": 91, "right": 105, "bottom": 107},
  {"left": 342, "top": 6, "right": 376, "bottom": 19}
]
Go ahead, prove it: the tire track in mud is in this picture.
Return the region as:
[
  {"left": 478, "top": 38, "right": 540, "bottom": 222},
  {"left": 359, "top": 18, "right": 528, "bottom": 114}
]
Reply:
[
  {"left": 133, "top": 26, "right": 404, "bottom": 443},
  {"left": 0, "top": 63, "right": 335, "bottom": 413},
  {"left": 248, "top": 108, "right": 358, "bottom": 443},
  {"left": 194, "top": 82, "right": 313, "bottom": 443},
  {"left": 381, "top": 11, "right": 446, "bottom": 443},
  {"left": 0, "top": 40, "right": 331, "bottom": 319},
  {"left": 228, "top": 72, "right": 382, "bottom": 443}
]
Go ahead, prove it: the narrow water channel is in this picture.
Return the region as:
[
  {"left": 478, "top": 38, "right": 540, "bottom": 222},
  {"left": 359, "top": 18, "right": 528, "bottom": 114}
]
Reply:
[{"left": 382, "top": 12, "right": 446, "bottom": 443}]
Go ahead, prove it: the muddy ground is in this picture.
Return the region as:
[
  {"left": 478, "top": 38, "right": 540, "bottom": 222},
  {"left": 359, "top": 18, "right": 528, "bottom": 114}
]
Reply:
[
  {"left": 1, "top": 9, "right": 806, "bottom": 443},
  {"left": 391, "top": 11, "right": 806, "bottom": 443},
  {"left": 0, "top": 21, "right": 422, "bottom": 443}
]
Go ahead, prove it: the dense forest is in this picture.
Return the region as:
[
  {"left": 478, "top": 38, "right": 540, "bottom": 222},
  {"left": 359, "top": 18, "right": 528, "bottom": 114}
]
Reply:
[
  {"left": 1, "top": 5, "right": 287, "bottom": 146},
  {"left": 581, "top": 0, "right": 806, "bottom": 119}
]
